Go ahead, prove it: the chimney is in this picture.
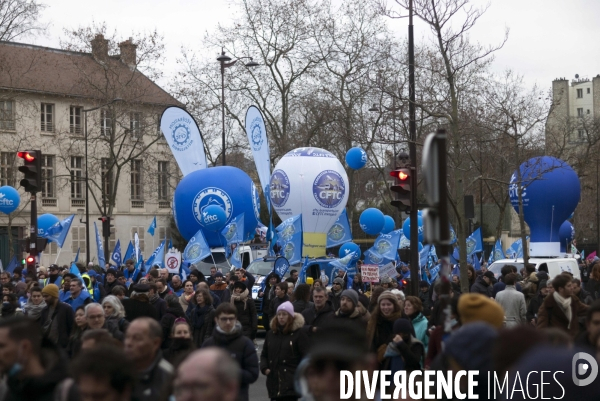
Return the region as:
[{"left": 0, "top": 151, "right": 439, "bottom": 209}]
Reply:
[
  {"left": 90, "top": 34, "right": 109, "bottom": 64},
  {"left": 119, "top": 38, "right": 137, "bottom": 69}
]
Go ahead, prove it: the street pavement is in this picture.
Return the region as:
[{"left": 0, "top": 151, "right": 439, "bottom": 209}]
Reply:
[{"left": 249, "top": 333, "right": 269, "bottom": 400}]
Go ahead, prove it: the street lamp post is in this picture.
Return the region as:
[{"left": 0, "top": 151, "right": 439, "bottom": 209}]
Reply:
[
  {"left": 217, "top": 49, "right": 258, "bottom": 166},
  {"left": 83, "top": 98, "right": 122, "bottom": 265}
]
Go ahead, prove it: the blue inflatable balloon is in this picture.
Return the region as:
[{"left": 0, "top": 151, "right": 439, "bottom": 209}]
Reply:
[
  {"left": 173, "top": 166, "right": 261, "bottom": 247},
  {"left": 359, "top": 208, "right": 385, "bottom": 235},
  {"left": 559, "top": 220, "right": 575, "bottom": 253},
  {"left": 509, "top": 157, "right": 580, "bottom": 256},
  {"left": 402, "top": 216, "right": 424, "bottom": 243},
  {"left": 345, "top": 147, "right": 367, "bottom": 170},
  {"left": 381, "top": 215, "right": 395, "bottom": 234},
  {"left": 0, "top": 186, "right": 20, "bottom": 214},
  {"left": 202, "top": 205, "right": 227, "bottom": 232},
  {"left": 339, "top": 242, "right": 361, "bottom": 261},
  {"left": 38, "top": 213, "right": 59, "bottom": 238}
]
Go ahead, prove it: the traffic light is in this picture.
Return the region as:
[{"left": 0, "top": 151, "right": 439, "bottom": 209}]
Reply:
[
  {"left": 17, "top": 150, "right": 42, "bottom": 193},
  {"left": 25, "top": 254, "right": 36, "bottom": 277},
  {"left": 99, "top": 216, "right": 113, "bottom": 237},
  {"left": 390, "top": 168, "right": 411, "bottom": 212}
]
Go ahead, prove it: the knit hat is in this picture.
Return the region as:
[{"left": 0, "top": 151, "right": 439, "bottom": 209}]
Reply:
[
  {"left": 458, "top": 293, "right": 505, "bottom": 329},
  {"left": 233, "top": 281, "right": 247, "bottom": 292},
  {"left": 381, "top": 276, "right": 393, "bottom": 284},
  {"left": 42, "top": 284, "right": 59, "bottom": 299},
  {"left": 445, "top": 322, "right": 498, "bottom": 370},
  {"left": 333, "top": 277, "right": 345, "bottom": 286},
  {"left": 393, "top": 318, "right": 413, "bottom": 335},
  {"left": 377, "top": 291, "right": 401, "bottom": 309},
  {"left": 133, "top": 283, "right": 150, "bottom": 293},
  {"left": 87, "top": 270, "right": 97, "bottom": 277},
  {"left": 106, "top": 268, "right": 117, "bottom": 277},
  {"left": 276, "top": 301, "right": 294, "bottom": 316},
  {"left": 340, "top": 289, "right": 359, "bottom": 306},
  {"left": 214, "top": 271, "right": 223, "bottom": 278},
  {"left": 419, "top": 280, "right": 429, "bottom": 288},
  {"left": 116, "top": 271, "right": 125, "bottom": 279}
]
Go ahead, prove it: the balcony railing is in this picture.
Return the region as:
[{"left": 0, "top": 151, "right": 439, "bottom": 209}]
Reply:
[
  {"left": 71, "top": 199, "right": 85, "bottom": 207},
  {"left": 131, "top": 200, "right": 144, "bottom": 209},
  {"left": 158, "top": 201, "right": 170, "bottom": 209},
  {"left": 42, "top": 198, "right": 57, "bottom": 207}
]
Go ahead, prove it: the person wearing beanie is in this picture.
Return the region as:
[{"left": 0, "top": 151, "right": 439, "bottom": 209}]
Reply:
[
  {"left": 43, "top": 264, "right": 63, "bottom": 288},
  {"left": 104, "top": 268, "right": 119, "bottom": 295},
  {"left": 329, "top": 277, "right": 345, "bottom": 311},
  {"left": 261, "top": 300, "right": 309, "bottom": 401},
  {"left": 470, "top": 270, "right": 494, "bottom": 297},
  {"left": 40, "top": 283, "right": 75, "bottom": 349},
  {"left": 332, "top": 289, "right": 369, "bottom": 333},
  {"left": 458, "top": 293, "right": 505, "bottom": 329},
  {"left": 230, "top": 281, "right": 257, "bottom": 340},
  {"left": 382, "top": 318, "right": 424, "bottom": 377},
  {"left": 258, "top": 272, "right": 281, "bottom": 329},
  {"left": 367, "top": 292, "right": 404, "bottom": 366},
  {"left": 210, "top": 271, "right": 231, "bottom": 304}
]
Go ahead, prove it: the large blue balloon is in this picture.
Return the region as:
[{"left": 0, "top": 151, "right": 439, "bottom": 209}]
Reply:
[
  {"left": 359, "top": 208, "right": 385, "bottom": 235},
  {"left": 0, "top": 186, "right": 20, "bottom": 214},
  {"left": 38, "top": 214, "right": 59, "bottom": 238},
  {"left": 339, "top": 242, "right": 361, "bottom": 261},
  {"left": 402, "top": 216, "right": 424, "bottom": 243},
  {"left": 381, "top": 215, "right": 395, "bottom": 234},
  {"left": 509, "top": 157, "right": 580, "bottom": 255},
  {"left": 202, "top": 205, "right": 227, "bottom": 232},
  {"left": 173, "top": 166, "right": 261, "bottom": 247},
  {"left": 559, "top": 220, "right": 575, "bottom": 253},
  {"left": 345, "top": 147, "right": 367, "bottom": 169}
]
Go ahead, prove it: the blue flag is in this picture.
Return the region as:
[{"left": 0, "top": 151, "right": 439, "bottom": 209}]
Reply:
[
  {"left": 123, "top": 241, "right": 134, "bottom": 264},
  {"left": 488, "top": 239, "right": 505, "bottom": 264},
  {"left": 168, "top": 237, "right": 173, "bottom": 250},
  {"left": 273, "top": 256, "right": 290, "bottom": 278},
  {"left": 365, "top": 230, "right": 402, "bottom": 266},
  {"left": 146, "top": 240, "right": 166, "bottom": 269},
  {"left": 326, "top": 209, "right": 352, "bottom": 248},
  {"left": 506, "top": 238, "right": 524, "bottom": 259},
  {"left": 69, "top": 262, "right": 83, "bottom": 280},
  {"left": 74, "top": 247, "right": 80, "bottom": 263},
  {"left": 46, "top": 214, "right": 75, "bottom": 248},
  {"left": 274, "top": 215, "right": 303, "bottom": 265},
  {"left": 93, "top": 222, "right": 105, "bottom": 267},
  {"left": 5, "top": 255, "right": 18, "bottom": 274},
  {"left": 296, "top": 257, "right": 310, "bottom": 287},
  {"left": 182, "top": 228, "right": 211, "bottom": 265},
  {"left": 221, "top": 213, "right": 246, "bottom": 268},
  {"left": 148, "top": 216, "right": 157, "bottom": 236},
  {"left": 111, "top": 239, "right": 122, "bottom": 267},
  {"left": 429, "top": 264, "right": 441, "bottom": 282},
  {"left": 466, "top": 228, "right": 483, "bottom": 256}
]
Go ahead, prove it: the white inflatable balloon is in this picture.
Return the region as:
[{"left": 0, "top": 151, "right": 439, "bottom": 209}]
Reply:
[{"left": 270, "top": 147, "right": 349, "bottom": 257}]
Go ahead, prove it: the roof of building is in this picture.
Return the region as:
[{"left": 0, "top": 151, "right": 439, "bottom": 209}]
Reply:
[{"left": 0, "top": 40, "right": 182, "bottom": 107}]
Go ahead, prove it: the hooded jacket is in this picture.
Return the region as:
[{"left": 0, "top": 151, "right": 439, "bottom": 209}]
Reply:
[
  {"left": 301, "top": 300, "right": 334, "bottom": 332},
  {"left": 231, "top": 289, "right": 258, "bottom": 339},
  {"left": 470, "top": 276, "right": 493, "bottom": 297},
  {"left": 332, "top": 302, "right": 370, "bottom": 333}
]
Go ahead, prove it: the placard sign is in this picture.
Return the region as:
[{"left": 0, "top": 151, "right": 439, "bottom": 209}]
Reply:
[
  {"left": 361, "top": 264, "right": 380, "bottom": 282},
  {"left": 165, "top": 248, "right": 182, "bottom": 274},
  {"left": 379, "top": 262, "right": 397, "bottom": 279}
]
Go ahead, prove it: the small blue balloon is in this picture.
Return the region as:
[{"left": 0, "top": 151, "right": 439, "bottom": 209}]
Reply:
[
  {"left": 38, "top": 213, "right": 59, "bottom": 237},
  {"left": 381, "top": 215, "right": 395, "bottom": 234},
  {"left": 201, "top": 205, "right": 227, "bottom": 232},
  {"left": 345, "top": 147, "right": 368, "bottom": 170},
  {"left": 359, "top": 208, "right": 385, "bottom": 235},
  {"left": 0, "top": 186, "right": 20, "bottom": 214},
  {"left": 559, "top": 221, "right": 575, "bottom": 252},
  {"left": 339, "top": 242, "right": 361, "bottom": 261},
  {"left": 402, "top": 216, "right": 424, "bottom": 243}
]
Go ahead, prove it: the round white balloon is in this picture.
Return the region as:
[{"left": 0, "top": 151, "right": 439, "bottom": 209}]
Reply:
[{"left": 270, "top": 147, "right": 349, "bottom": 256}]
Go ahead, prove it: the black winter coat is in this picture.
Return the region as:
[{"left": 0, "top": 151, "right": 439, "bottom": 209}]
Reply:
[
  {"left": 233, "top": 295, "right": 258, "bottom": 339},
  {"left": 301, "top": 301, "right": 335, "bottom": 333},
  {"left": 150, "top": 296, "right": 168, "bottom": 321},
  {"left": 202, "top": 323, "right": 259, "bottom": 401},
  {"left": 122, "top": 297, "right": 159, "bottom": 322},
  {"left": 470, "top": 277, "right": 493, "bottom": 297},
  {"left": 186, "top": 304, "right": 215, "bottom": 347},
  {"left": 527, "top": 293, "right": 546, "bottom": 323},
  {"left": 161, "top": 305, "right": 186, "bottom": 349},
  {"left": 260, "top": 314, "right": 310, "bottom": 399},
  {"left": 292, "top": 299, "right": 314, "bottom": 314},
  {"left": 269, "top": 294, "right": 289, "bottom": 318},
  {"left": 40, "top": 301, "right": 74, "bottom": 350}
]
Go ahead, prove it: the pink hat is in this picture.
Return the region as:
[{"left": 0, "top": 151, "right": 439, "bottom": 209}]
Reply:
[{"left": 276, "top": 301, "right": 295, "bottom": 316}]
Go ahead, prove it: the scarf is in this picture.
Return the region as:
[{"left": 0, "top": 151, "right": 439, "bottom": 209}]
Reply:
[
  {"left": 192, "top": 305, "right": 212, "bottom": 328},
  {"left": 230, "top": 289, "right": 249, "bottom": 309},
  {"left": 553, "top": 291, "right": 573, "bottom": 328},
  {"left": 23, "top": 300, "right": 47, "bottom": 320},
  {"left": 149, "top": 293, "right": 159, "bottom": 304}
]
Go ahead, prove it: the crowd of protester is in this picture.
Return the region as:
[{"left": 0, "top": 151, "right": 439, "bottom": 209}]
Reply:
[{"left": 1, "top": 258, "right": 600, "bottom": 401}]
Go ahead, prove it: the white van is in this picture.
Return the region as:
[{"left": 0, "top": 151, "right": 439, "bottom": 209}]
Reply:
[{"left": 488, "top": 257, "right": 581, "bottom": 280}]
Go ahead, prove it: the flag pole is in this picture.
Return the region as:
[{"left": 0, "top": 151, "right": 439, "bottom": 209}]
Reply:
[{"left": 54, "top": 246, "right": 63, "bottom": 265}]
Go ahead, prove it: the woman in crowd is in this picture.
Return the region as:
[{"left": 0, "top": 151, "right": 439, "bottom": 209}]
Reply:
[
  {"left": 260, "top": 301, "right": 309, "bottom": 401},
  {"left": 1, "top": 294, "right": 23, "bottom": 318},
  {"left": 23, "top": 286, "right": 46, "bottom": 322},
  {"left": 163, "top": 318, "right": 195, "bottom": 367},
  {"left": 161, "top": 294, "right": 187, "bottom": 349},
  {"left": 467, "top": 264, "right": 477, "bottom": 289},
  {"left": 67, "top": 305, "right": 88, "bottom": 358},
  {"left": 179, "top": 280, "right": 195, "bottom": 311},
  {"left": 368, "top": 286, "right": 385, "bottom": 313},
  {"left": 352, "top": 273, "right": 365, "bottom": 295},
  {"left": 586, "top": 262, "right": 600, "bottom": 300},
  {"left": 366, "top": 292, "right": 404, "bottom": 366},
  {"left": 230, "top": 281, "right": 257, "bottom": 340},
  {"left": 186, "top": 287, "right": 215, "bottom": 347},
  {"left": 404, "top": 296, "right": 429, "bottom": 356},
  {"left": 102, "top": 295, "right": 130, "bottom": 334},
  {"left": 292, "top": 284, "right": 313, "bottom": 314},
  {"left": 259, "top": 272, "right": 281, "bottom": 325}
]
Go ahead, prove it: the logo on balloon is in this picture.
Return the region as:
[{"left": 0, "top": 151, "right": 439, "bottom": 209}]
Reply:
[
  {"left": 249, "top": 117, "right": 264, "bottom": 151},
  {"left": 171, "top": 122, "right": 193, "bottom": 152},
  {"left": 192, "top": 187, "right": 232, "bottom": 226},
  {"left": 508, "top": 173, "right": 527, "bottom": 205},
  {"left": 328, "top": 223, "right": 345, "bottom": 241},
  {"left": 313, "top": 170, "right": 345, "bottom": 209},
  {"left": 286, "top": 147, "right": 336, "bottom": 158},
  {"left": 251, "top": 182, "right": 261, "bottom": 220},
  {"left": 270, "top": 170, "right": 290, "bottom": 207}
]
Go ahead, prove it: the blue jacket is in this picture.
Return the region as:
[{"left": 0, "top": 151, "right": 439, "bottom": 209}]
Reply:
[{"left": 63, "top": 290, "right": 92, "bottom": 311}]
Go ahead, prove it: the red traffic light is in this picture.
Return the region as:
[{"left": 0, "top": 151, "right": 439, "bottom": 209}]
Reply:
[
  {"left": 26, "top": 255, "right": 35, "bottom": 264},
  {"left": 390, "top": 168, "right": 410, "bottom": 181},
  {"left": 17, "top": 151, "right": 36, "bottom": 162}
]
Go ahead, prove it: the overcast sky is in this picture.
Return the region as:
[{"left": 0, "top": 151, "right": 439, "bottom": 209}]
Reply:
[{"left": 32, "top": 0, "right": 600, "bottom": 91}]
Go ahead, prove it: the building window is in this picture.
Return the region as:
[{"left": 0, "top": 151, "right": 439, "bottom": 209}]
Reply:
[
  {"left": 41, "top": 155, "right": 55, "bottom": 198},
  {"left": 157, "top": 115, "right": 162, "bottom": 137},
  {"left": 72, "top": 226, "right": 86, "bottom": 255},
  {"left": 71, "top": 156, "right": 84, "bottom": 199},
  {"left": 158, "top": 161, "right": 169, "bottom": 201},
  {"left": 0, "top": 100, "right": 15, "bottom": 130},
  {"left": 101, "top": 158, "right": 113, "bottom": 207},
  {"left": 577, "top": 108, "right": 584, "bottom": 117},
  {"left": 70, "top": 106, "right": 82, "bottom": 134},
  {"left": 0, "top": 152, "right": 15, "bottom": 187},
  {"left": 588, "top": 109, "right": 591, "bottom": 114},
  {"left": 158, "top": 227, "right": 171, "bottom": 243},
  {"left": 131, "top": 227, "right": 145, "bottom": 253},
  {"left": 130, "top": 112, "right": 141, "bottom": 139},
  {"left": 41, "top": 103, "right": 54, "bottom": 132},
  {"left": 588, "top": 88, "right": 591, "bottom": 94},
  {"left": 101, "top": 109, "right": 112, "bottom": 136},
  {"left": 109, "top": 226, "right": 116, "bottom": 253},
  {"left": 577, "top": 89, "right": 583, "bottom": 98},
  {"left": 131, "top": 159, "right": 142, "bottom": 200},
  {"left": 578, "top": 129, "right": 585, "bottom": 139}
]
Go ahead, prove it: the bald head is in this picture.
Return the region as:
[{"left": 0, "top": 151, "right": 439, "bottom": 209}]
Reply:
[
  {"left": 197, "top": 282, "right": 209, "bottom": 291},
  {"left": 175, "top": 348, "right": 239, "bottom": 401}
]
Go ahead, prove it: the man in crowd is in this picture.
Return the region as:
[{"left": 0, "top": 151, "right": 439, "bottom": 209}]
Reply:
[
  {"left": 302, "top": 286, "right": 334, "bottom": 334},
  {"left": 329, "top": 278, "right": 345, "bottom": 310},
  {"left": 170, "top": 275, "right": 184, "bottom": 297},
  {"left": 125, "top": 317, "right": 174, "bottom": 401},
  {"left": 59, "top": 273, "right": 76, "bottom": 302},
  {"left": 122, "top": 284, "right": 159, "bottom": 321},
  {"left": 85, "top": 303, "right": 124, "bottom": 341},
  {"left": 493, "top": 264, "right": 522, "bottom": 297},
  {"left": 148, "top": 282, "right": 167, "bottom": 320},
  {"left": 537, "top": 273, "right": 589, "bottom": 337},
  {"left": 470, "top": 271, "right": 494, "bottom": 297},
  {"left": 418, "top": 281, "right": 431, "bottom": 316},
  {"left": 159, "top": 268, "right": 170, "bottom": 282},
  {"left": 290, "top": 269, "right": 299, "bottom": 283},
  {"left": 40, "top": 283, "right": 74, "bottom": 349},
  {"left": 207, "top": 266, "right": 218, "bottom": 286},
  {"left": 202, "top": 303, "right": 258, "bottom": 401},
  {"left": 495, "top": 273, "right": 527, "bottom": 327},
  {"left": 234, "top": 268, "right": 255, "bottom": 290},
  {"left": 333, "top": 289, "right": 369, "bottom": 332},
  {"left": 210, "top": 272, "right": 230, "bottom": 303},
  {"left": 268, "top": 282, "right": 289, "bottom": 319},
  {"left": 44, "top": 264, "right": 63, "bottom": 287},
  {"left": 156, "top": 278, "right": 172, "bottom": 299},
  {"left": 64, "top": 277, "right": 92, "bottom": 311},
  {"left": 104, "top": 268, "right": 120, "bottom": 295}
]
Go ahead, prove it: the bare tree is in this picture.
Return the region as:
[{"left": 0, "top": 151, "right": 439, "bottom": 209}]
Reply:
[{"left": 0, "top": 0, "right": 47, "bottom": 41}]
